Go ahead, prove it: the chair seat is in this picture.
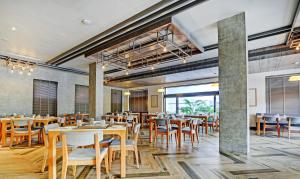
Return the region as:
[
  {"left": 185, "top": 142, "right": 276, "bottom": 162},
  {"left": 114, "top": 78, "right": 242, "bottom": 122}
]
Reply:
[
  {"left": 110, "top": 139, "right": 134, "bottom": 147},
  {"left": 69, "top": 148, "right": 108, "bottom": 161},
  {"left": 182, "top": 127, "right": 195, "bottom": 133},
  {"left": 157, "top": 128, "right": 176, "bottom": 133}
]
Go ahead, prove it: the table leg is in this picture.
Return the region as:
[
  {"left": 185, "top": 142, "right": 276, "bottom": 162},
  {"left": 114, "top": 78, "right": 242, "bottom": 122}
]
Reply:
[
  {"left": 205, "top": 119, "right": 208, "bottom": 135},
  {"left": 149, "top": 120, "right": 153, "bottom": 143},
  {"left": 120, "top": 130, "right": 126, "bottom": 178},
  {"left": 178, "top": 121, "right": 182, "bottom": 147},
  {"left": 1, "top": 122, "right": 7, "bottom": 146},
  {"left": 256, "top": 117, "right": 260, "bottom": 135},
  {"left": 48, "top": 133, "right": 57, "bottom": 179}
]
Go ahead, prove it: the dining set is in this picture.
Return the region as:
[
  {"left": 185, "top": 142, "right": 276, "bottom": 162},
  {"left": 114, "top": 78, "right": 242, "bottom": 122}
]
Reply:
[
  {"left": 0, "top": 113, "right": 143, "bottom": 179},
  {"left": 147, "top": 113, "right": 219, "bottom": 147},
  {"left": 256, "top": 113, "right": 300, "bottom": 138}
]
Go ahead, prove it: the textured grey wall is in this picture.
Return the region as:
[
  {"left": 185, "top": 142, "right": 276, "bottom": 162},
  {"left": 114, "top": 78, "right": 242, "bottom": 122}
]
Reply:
[{"left": 0, "top": 66, "right": 88, "bottom": 115}]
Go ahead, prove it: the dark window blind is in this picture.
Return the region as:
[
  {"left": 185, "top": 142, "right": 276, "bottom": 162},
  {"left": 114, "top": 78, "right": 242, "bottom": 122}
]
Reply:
[
  {"left": 33, "top": 79, "right": 57, "bottom": 116},
  {"left": 111, "top": 89, "right": 122, "bottom": 113},
  {"left": 75, "top": 85, "right": 89, "bottom": 113},
  {"left": 266, "top": 75, "right": 300, "bottom": 115},
  {"left": 129, "top": 90, "right": 148, "bottom": 112}
]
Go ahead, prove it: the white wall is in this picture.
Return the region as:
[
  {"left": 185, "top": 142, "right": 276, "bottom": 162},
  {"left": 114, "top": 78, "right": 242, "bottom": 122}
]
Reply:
[
  {"left": 248, "top": 68, "right": 300, "bottom": 127},
  {"left": 0, "top": 66, "right": 88, "bottom": 115}
]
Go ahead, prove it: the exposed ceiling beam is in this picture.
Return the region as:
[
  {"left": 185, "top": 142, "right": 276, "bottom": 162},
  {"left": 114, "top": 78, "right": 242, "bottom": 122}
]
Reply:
[
  {"left": 48, "top": 0, "right": 208, "bottom": 66},
  {"left": 107, "top": 44, "right": 300, "bottom": 82},
  {"left": 286, "top": 0, "right": 300, "bottom": 45},
  {"left": 204, "top": 25, "right": 292, "bottom": 51}
]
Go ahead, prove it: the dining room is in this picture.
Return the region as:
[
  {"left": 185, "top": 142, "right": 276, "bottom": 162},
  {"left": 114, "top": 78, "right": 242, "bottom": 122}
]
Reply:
[{"left": 1, "top": 0, "right": 300, "bottom": 179}]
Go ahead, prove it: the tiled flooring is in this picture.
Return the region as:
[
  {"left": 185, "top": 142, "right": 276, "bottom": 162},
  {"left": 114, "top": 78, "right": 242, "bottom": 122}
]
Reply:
[{"left": 1, "top": 130, "right": 300, "bottom": 179}]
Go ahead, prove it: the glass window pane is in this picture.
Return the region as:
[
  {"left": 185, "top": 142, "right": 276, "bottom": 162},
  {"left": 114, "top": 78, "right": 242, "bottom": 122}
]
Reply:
[
  {"left": 166, "top": 83, "right": 219, "bottom": 94},
  {"left": 165, "top": 98, "right": 176, "bottom": 113},
  {"left": 178, "top": 96, "right": 214, "bottom": 115}
]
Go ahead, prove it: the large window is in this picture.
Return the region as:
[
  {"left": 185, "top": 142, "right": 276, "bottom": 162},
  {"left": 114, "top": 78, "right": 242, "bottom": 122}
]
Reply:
[
  {"left": 266, "top": 75, "right": 300, "bottom": 115},
  {"left": 129, "top": 90, "right": 148, "bottom": 112},
  {"left": 111, "top": 89, "right": 122, "bottom": 113},
  {"left": 33, "top": 79, "right": 57, "bottom": 116},
  {"left": 75, "top": 85, "right": 89, "bottom": 113},
  {"left": 164, "top": 83, "right": 219, "bottom": 114}
]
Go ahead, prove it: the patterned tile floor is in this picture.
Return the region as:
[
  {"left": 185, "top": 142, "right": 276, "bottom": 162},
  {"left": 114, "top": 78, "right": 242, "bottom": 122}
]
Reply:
[{"left": 1, "top": 130, "right": 300, "bottom": 179}]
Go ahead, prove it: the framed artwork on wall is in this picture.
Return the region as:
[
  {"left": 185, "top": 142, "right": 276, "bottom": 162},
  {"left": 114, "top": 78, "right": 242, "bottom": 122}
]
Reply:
[
  {"left": 249, "top": 88, "right": 257, "bottom": 107},
  {"left": 151, "top": 95, "right": 158, "bottom": 108}
]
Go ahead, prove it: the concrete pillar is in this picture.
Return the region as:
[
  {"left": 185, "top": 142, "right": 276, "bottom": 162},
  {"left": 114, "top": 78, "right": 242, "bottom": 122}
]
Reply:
[
  {"left": 89, "top": 63, "right": 104, "bottom": 118},
  {"left": 218, "top": 12, "right": 249, "bottom": 154}
]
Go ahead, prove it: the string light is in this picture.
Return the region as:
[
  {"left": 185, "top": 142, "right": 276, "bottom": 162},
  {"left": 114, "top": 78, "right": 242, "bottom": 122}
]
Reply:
[
  {"left": 183, "top": 58, "right": 187, "bottom": 63},
  {"left": 125, "top": 70, "right": 129, "bottom": 75},
  {"left": 151, "top": 65, "right": 155, "bottom": 70}
]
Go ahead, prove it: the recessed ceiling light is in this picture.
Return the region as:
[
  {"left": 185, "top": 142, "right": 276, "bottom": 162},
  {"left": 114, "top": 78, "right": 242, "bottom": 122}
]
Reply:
[
  {"left": 11, "top": 27, "right": 16, "bottom": 31},
  {"left": 294, "top": 61, "right": 299, "bottom": 65},
  {"left": 81, "top": 19, "right": 92, "bottom": 25}
]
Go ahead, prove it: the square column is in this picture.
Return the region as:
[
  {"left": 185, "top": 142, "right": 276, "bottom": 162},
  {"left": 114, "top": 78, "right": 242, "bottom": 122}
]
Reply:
[
  {"left": 89, "top": 63, "right": 104, "bottom": 118},
  {"left": 218, "top": 12, "right": 249, "bottom": 154}
]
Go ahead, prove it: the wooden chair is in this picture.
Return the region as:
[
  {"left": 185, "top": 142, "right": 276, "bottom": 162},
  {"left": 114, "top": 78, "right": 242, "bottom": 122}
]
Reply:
[
  {"left": 182, "top": 119, "right": 199, "bottom": 146},
  {"left": 154, "top": 119, "right": 177, "bottom": 147},
  {"left": 108, "top": 123, "right": 141, "bottom": 169},
  {"left": 10, "top": 118, "right": 40, "bottom": 147},
  {"left": 61, "top": 131, "right": 109, "bottom": 179},
  {"left": 263, "top": 116, "right": 280, "bottom": 137},
  {"left": 283, "top": 117, "right": 300, "bottom": 139},
  {"left": 41, "top": 123, "right": 60, "bottom": 172}
]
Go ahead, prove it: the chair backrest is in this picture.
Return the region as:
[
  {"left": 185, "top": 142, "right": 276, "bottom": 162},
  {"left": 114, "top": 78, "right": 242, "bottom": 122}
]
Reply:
[
  {"left": 133, "top": 123, "right": 141, "bottom": 143},
  {"left": 289, "top": 117, "right": 300, "bottom": 124},
  {"left": 156, "top": 119, "right": 172, "bottom": 130},
  {"left": 44, "top": 123, "right": 60, "bottom": 135},
  {"left": 62, "top": 131, "right": 103, "bottom": 147},
  {"left": 264, "top": 116, "right": 277, "bottom": 122},
  {"left": 12, "top": 118, "right": 33, "bottom": 127},
  {"left": 127, "top": 115, "right": 134, "bottom": 122}
]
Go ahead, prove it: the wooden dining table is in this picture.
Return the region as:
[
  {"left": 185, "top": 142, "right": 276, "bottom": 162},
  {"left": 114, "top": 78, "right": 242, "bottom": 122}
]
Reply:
[
  {"left": 0, "top": 117, "right": 58, "bottom": 146},
  {"left": 149, "top": 118, "right": 189, "bottom": 148},
  {"left": 48, "top": 125, "right": 127, "bottom": 179},
  {"left": 102, "top": 115, "right": 125, "bottom": 122}
]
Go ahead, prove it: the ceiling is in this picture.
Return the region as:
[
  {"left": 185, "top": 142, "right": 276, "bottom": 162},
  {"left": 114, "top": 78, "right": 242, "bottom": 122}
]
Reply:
[
  {"left": 0, "top": 0, "right": 160, "bottom": 61},
  {"left": 1, "top": 0, "right": 300, "bottom": 88}
]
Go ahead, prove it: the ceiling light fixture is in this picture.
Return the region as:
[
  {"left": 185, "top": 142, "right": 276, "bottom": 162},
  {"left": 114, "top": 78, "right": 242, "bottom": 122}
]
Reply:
[
  {"left": 0, "top": 56, "right": 37, "bottom": 76},
  {"left": 128, "top": 61, "right": 131, "bottom": 67},
  {"left": 151, "top": 65, "right": 154, "bottom": 70},
  {"left": 102, "top": 64, "right": 105, "bottom": 70},
  {"left": 157, "top": 88, "right": 165, "bottom": 93},
  {"left": 11, "top": 27, "right": 16, "bottom": 31},
  {"left": 124, "top": 91, "right": 131, "bottom": 96},
  {"left": 81, "top": 19, "right": 92, "bottom": 25},
  {"left": 210, "top": 83, "right": 219, "bottom": 87},
  {"left": 296, "top": 46, "right": 300, "bottom": 50},
  {"left": 294, "top": 61, "right": 299, "bottom": 65},
  {"left": 183, "top": 58, "right": 187, "bottom": 63},
  {"left": 289, "top": 75, "right": 300, "bottom": 81},
  {"left": 125, "top": 70, "right": 129, "bottom": 75},
  {"left": 163, "top": 46, "right": 167, "bottom": 52}
]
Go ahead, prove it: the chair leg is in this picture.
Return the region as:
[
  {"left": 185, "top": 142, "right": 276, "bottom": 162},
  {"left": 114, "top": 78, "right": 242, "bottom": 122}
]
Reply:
[
  {"left": 109, "top": 148, "right": 113, "bottom": 170},
  {"left": 166, "top": 134, "right": 169, "bottom": 147},
  {"left": 196, "top": 132, "right": 199, "bottom": 143},
  {"left": 16, "top": 137, "right": 19, "bottom": 144},
  {"left": 28, "top": 135, "right": 32, "bottom": 147},
  {"left": 10, "top": 134, "right": 14, "bottom": 147},
  {"left": 134, "top": 146, "right": 139, "bottom": 168},
  {"left": 105, "top": 154, "right": 109, "bottom": 174},
  {"left": 96, "top": 156, "right": 101, "bottom": 179},
  {"left": 190, "top": 134, "right": 193, "bottom": 146},
  {"left": 183, "top": 133, "right": 185, "bottom": 141},
  {"left": 41, "top": 147, "right": 48, "bottom": 172},
  {"left": 72, "top": 165, "right": 76, "bottom": 176},
  {"left": 61, "top": 160, "right": 68, "bottom": 179}
]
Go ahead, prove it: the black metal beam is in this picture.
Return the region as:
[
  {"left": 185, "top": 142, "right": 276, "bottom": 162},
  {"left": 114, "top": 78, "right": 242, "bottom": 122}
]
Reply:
[
  {"left": 107, "top": 44, "right": 300, "bottom": 82},
  {"left": 203, "top": 25, "right": 292, "bottom": 51},
  {"left": 286, "top": 0, "right": 300, "bottom": 45}
]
